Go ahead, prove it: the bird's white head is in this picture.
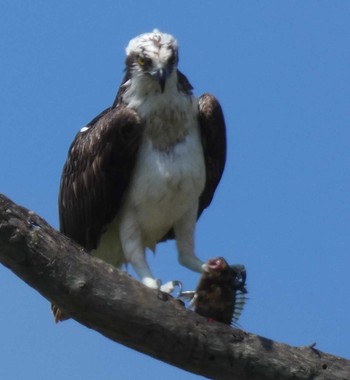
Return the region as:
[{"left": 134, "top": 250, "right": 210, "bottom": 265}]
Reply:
[{"left": 125, "top": 29, "right": 179, "bottom": 92}]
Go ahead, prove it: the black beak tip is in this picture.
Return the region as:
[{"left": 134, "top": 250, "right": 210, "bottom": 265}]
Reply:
[{"left": 156, "top": 69, "right": 167, "bottom": 92}]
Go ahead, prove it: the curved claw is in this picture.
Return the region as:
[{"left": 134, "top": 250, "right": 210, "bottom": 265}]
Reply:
[
  {"left": 160, "top": 280, "right": 183, "bottom": 295},
  {"left": 177, "top": 290, "right": 196, "bottom": 302},
  {"left": 172, "top": 280, "right": 183, "bottom": 296}
]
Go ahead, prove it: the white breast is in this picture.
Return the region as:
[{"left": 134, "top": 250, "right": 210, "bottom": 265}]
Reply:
[
  {"left": 121, "top": 87, "right": 206, "bottom": 248},
  {"left": 129, "top": 127, "right": 205, "bottom": 244}
]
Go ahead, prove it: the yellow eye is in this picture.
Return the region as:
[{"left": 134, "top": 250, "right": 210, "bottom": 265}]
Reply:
[{"left": 138, "top": 56, "right": 145, "bottom": 66}]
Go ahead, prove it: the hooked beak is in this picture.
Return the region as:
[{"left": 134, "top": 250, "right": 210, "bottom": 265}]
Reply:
[{"left": 154, "top": 67, "right": 169, "bottom": 93}]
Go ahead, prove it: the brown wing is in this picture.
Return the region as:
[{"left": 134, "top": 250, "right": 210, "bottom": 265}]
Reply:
[
  {"left": 59, "top": 105, "right": 143, "bottom": 250},
  {"left": 197, "top": 93, "right": 226, "bottom": 217}
]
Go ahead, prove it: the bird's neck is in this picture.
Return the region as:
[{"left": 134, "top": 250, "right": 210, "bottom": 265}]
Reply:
[{"left": 122, "top": 72, "right": 198, "bottom": 152}]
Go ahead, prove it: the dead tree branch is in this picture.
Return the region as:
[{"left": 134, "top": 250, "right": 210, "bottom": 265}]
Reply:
[{"left": 0, "top": 193, "right": 349, "bottom": 380}]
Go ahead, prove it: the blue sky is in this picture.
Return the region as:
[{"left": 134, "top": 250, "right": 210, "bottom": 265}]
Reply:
[{"left": 1, "top": 1, "right": 349, "bottom": 379}]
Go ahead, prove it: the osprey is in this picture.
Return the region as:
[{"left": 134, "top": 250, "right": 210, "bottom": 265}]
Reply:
[{"left": 58, "top": 30, "right": 226, "bottom": 298}]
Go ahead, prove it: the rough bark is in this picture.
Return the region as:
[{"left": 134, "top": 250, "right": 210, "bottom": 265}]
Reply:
[{"left": 0, "top": 193, "right": 349, "bottom": 380}]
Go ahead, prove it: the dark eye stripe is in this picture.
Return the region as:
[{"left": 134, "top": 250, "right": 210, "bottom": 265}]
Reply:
[
  {"left": 137, "top": 55, "right": 152, "bottom": 67},
  {"left": 167, "top": 50, "right": 177, "bottom": 65},
  {"left": 168, "top": 54, "right": 176, "bottom": 65}
]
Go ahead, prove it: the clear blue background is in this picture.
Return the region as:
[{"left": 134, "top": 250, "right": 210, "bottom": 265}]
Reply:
[{"left": 1, "top": 1, "right": 349, "bottom": 379}]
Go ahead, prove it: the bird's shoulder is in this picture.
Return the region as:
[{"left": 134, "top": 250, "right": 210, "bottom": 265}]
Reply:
[{"left": 59, "top": 104, "right": 144, "bottom": 249}]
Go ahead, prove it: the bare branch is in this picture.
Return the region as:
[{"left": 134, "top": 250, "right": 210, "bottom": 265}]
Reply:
[{"left": 0, "top": 193, "right": 349, "bottom": 380}]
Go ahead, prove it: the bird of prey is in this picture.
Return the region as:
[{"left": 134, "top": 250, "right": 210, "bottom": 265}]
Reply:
[
  {"left": 58, "top": 29, "right": 226, "bottom": 298},
  {"left": 189, "top": 257, "right": 247, "bottom": 325}
]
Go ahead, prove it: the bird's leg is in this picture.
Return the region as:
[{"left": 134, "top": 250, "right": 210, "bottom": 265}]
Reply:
[
  {"left": 128, "top": 249, "right": 182, "bottom": 293},
  {"left": 119, "top": 211, "right": 182, "bottom": 293},
  {"left": 174, "top": 207, "right": 205, "bottom": 273},
  {"left": 124, "top": 245, "right": 160, "bottom": 290},
  {"left": 134, "top": 260, "right": 159, "bottom": 290},
  {"left": 119, "top": 212, "right": 159, "bottom": 290}
]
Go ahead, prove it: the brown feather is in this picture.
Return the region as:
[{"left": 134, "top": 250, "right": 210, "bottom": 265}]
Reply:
[
  {"left": 198, "top": 94, "right": 226, "bottom": 216},
  {"left": 59, "top": 106, "right": 143, "bottom": 250}
]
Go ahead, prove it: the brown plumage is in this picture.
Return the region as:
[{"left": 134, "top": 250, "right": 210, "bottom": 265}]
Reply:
[
  {"left": 59, "top": 106, "right": 143, "bottom": 252},
  {"left": 192, "top": 257, "right": 247, "bottom": 325}
]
